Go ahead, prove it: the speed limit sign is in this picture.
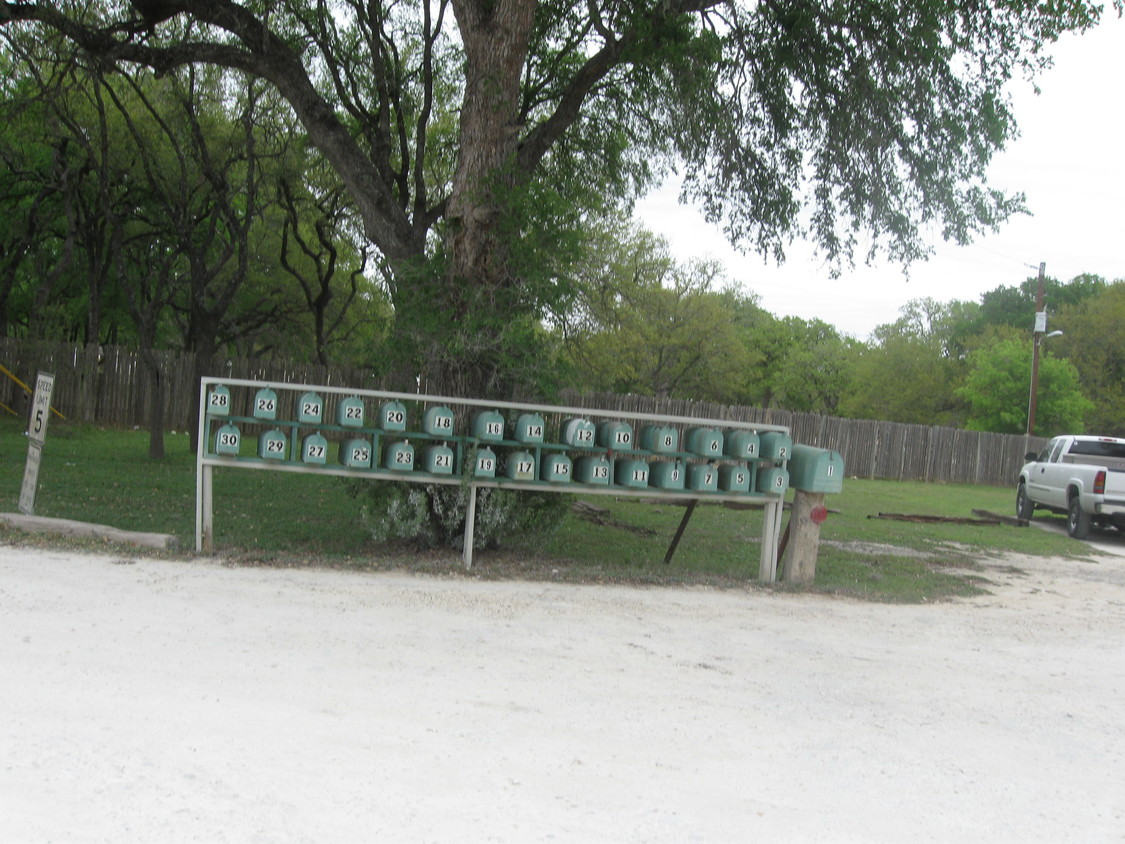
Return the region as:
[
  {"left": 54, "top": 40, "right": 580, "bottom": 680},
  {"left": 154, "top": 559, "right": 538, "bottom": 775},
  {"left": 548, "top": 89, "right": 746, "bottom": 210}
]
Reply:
[{"left": 19, "top": 372, "right": 55, "bottom": 515}]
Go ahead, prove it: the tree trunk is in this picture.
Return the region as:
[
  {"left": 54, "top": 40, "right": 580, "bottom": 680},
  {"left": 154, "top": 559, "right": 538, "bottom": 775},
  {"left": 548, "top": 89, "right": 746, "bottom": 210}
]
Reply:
[{"left": 428, "top": 0, "right": 534, "bottom": 397}]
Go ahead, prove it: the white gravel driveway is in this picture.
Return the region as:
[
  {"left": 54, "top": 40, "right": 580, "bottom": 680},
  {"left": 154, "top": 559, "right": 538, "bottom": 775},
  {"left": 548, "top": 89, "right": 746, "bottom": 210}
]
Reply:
[{"left": 2, "top": 544, "right": 1124, "bottom": 842}]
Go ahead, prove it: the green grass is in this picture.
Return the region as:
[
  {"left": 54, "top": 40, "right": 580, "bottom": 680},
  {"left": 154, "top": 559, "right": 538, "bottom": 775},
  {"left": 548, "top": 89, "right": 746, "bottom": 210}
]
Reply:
[{"left": 0, "top": 419, "right": 1092, "bottom": 601}]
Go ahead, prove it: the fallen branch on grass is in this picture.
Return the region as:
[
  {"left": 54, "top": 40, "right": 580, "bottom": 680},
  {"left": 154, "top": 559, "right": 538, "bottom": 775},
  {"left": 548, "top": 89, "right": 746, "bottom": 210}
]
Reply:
[{"left": 869, "top": 512, "right": 1001, "bottom": 526}]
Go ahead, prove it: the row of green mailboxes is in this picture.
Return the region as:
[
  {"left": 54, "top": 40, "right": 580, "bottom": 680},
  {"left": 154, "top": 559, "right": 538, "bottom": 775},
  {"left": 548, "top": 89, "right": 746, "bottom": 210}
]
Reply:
[
  {"left": 206, "top": 388, "right": 789, "bottom": 461},
  {"left": 209, "top": 424, "right": 795, "bottom": 494}
]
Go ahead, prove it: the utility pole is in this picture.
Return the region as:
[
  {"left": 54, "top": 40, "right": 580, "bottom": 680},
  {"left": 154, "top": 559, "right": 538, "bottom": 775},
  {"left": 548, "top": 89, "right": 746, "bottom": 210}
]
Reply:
[{"left": 1026, "top": 262, "right": 1046, "bottom": 436}]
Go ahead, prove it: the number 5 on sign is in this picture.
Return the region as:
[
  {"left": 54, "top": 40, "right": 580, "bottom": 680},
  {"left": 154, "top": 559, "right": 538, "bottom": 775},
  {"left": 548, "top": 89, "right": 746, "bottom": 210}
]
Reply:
[{"left": 28, "top": 372, "right": 55, "bottom": 445}]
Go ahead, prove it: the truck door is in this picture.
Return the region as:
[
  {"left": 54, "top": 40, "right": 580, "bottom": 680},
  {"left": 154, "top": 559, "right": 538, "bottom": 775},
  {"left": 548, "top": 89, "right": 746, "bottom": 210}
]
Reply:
[{"left": 1027, "top": 438, "right": 1061, "bottom": 504}]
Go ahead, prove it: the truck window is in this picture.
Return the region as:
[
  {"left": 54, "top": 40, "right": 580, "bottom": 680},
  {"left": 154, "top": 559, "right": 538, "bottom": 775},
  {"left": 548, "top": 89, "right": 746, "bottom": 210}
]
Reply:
[
  {"left": 1068, "top": 440, "right": 1125, "bottom": 460},
  {"left": 1048, "top": 440, "right": 1066, "bottom": 462},
  {"left": 1038, "top": 439, "right": 1058, "bottom": 462}
]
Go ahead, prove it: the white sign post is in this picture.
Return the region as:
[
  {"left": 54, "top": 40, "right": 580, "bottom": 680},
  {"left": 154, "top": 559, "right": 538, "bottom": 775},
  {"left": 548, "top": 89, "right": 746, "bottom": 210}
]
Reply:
[{"left": 19, "top": 371, "right": 55, "bottom": 516}]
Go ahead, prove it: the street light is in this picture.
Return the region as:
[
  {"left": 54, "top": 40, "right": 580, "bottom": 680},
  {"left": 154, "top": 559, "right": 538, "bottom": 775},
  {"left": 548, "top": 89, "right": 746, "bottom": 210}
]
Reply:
[{"left": 1026, "top": 328, "right": 1063, "bottom": 437}]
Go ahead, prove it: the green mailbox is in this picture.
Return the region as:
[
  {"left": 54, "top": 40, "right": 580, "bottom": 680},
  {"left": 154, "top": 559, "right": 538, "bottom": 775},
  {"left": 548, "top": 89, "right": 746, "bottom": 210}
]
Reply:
[
  {"left": 562, "top": 417, "right": 596, "bottom": 448},
  {"left": 541, "top": 453, "right": 573, "bottom": 483},
  {"left": 206, "top": 384, "right": 231, "bottom": 417},
  {"left": 214, "top": 423, "right": 241, "bottom": 456},
  {"left": 576, "top": 455, "right": 611, "bottom": 485},
  {"left": 688, "top": 462, "right": 719, "bottom": 492},
  {"left": 379, "top": 400, "right": 408, "bottom": 432},
  {"left": 302, "top": 432, "right": 329, "bottom": 465},
  {"left": 258, "top": 429, "right": 288, "bottom": 461},
  {"left": 650, "top": 460, "right": 685, "bottom": 490},
  {"left": 788, "top": 445, "right": 844, "bottom": 494},
  {"left": 336, "top": 396, "right": 365, "bottom": 428},
  {"left": 719, "top": 463, "right": 753, "bottom": 494},
  {"left": 474, "top": 447, "right": 498, "bottom": 478},
  {"left": 506, "top": 450, "right": 537, "bottom": 482},
  {"left": 423, "top": 443, "right": 455, "bottom": 474},
  {"left": 297, "top": 392, "right": 324, "bottom": 425},
  {"left": 473, "top": 410, "right": 506, "bottom": 442},
  {"left": 384, "top": 441, "right": 415, "bottom": 471},
  {"left": 423, "top": 405, "right": 456, "bottom": 437},
  {"left": 615, "top": 459, "right": 649, "bottom": 488},
  {"left": 687, "top": 427, "right": 724, "bottom": 458},
  {"left": 253, "top": 388, "right": 278, "bottom": 420},
  {"left": 641, "top": 425, "right": 679, "bottom": 454},
  {"left": 339, "top": 438, "right": 373, "bottom": 469},
  {"left": 759, "top": 431, "right": 792, "bottom": 461},
  {"left": 725, "top": 430, "right": 759, "bottom": 460},
  {"left": 515, "top": 413, "right": 546, "bottom": 445},
  {"left": 598, "top": 420, "right": 633, "bottom": 450},
  {"left": 757, "top": 466, "right": 789, "bottom": 495}
]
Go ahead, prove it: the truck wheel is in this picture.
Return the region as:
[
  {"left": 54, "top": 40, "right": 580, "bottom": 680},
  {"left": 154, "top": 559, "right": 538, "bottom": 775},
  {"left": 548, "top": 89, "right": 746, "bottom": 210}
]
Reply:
[
  {"left": 1016, "top": 483, "right": 1034, "bottom": 521},
  {"left": 1067, "top": 495, "right": 1092, "bottom": 540}
]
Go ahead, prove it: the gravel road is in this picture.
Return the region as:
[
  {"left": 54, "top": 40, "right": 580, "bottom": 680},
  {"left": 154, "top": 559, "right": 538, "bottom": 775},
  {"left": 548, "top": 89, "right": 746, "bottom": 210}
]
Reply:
[{"left": 2, "top": 544, "right": 1124, "bottom": 842}]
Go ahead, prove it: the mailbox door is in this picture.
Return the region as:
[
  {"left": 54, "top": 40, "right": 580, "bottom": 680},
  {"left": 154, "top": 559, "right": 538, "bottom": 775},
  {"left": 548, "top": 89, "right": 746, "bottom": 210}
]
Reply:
[
  {"left": 598, "top": 421, "right": 634, "bottom": 450},
  {"left": 253, "top": 388, "right": 278, "bottom": 420},
  {"left": 562, "top": 418, "right": 596, "bottom": 448},
  {"left": 506, "top": 451, "right": 537, "bottom": 481},
  {"left": 789, "top": 445, "right": 844, "bottom": 493},
  {"left": 424, "top": 444, "right": 455, "bottom": 474},
  {"left": 380, "top": 401, "right": 408, "bottom": 432},
  {"left": 474, "top": 447, "right": 498, "bottom": 478},
  {"left": 642, "top": 426, "right": 679, "bottom": 454},
  {"left": 615, "top": 459, "right": 649, "bottom": 488},
  {"left": 339, "top": 438, "right": 373, "bottom": 468},
  {"left": 206, "top": 385, "right": 231, "bottom": 417},
  {"left": 719, "top": 463, "right": 753, "bottom": 493},
  {"left": 385, "top": 442, "right": 415, "bottom": 471},
  {"left": 337, "top": 397, "right": 365, "bottom": 428},
  {"left": 258, "top": 429, "right": 288, "bottom": 461},
  {"left": 214, "top": 423, "right": 241, "bottom": 456},
  {"left": 515, "top": 413, "right": 546, "bottom": 444},
  {"left": 473, "top": 411, "right": 506, "bottom": 442},
  {"left": 541, "top": 454, "right": 573, "bottom": 483},
  {"left": 650, "top": 461, "right": 685, "bottom": 490},
  {"left": 423, "top": 406, "right": 456, "bottom": 437},
  {"left": 302, "top": 433, "right": 329, "bottom": 465},
  {"left": 725, "top": 431, "right": 759, "bottom": 460},
  {"left": 759, "top": 432, "right": 793, "bottom": 461},
  {"left": 687, "top": 428, "right": 724, "bottom": 458},
  {"left": 757, "top": 466, "right": 789, "bottom": 495},
  {"left": 688, "top": 463, "right": 719, "bottom": 492},
  {"left": 577, "top": 456, "right": 611, "bottom": 485},
  {"left": 297, "top": 392, "right": 324, "bottom": 425}
]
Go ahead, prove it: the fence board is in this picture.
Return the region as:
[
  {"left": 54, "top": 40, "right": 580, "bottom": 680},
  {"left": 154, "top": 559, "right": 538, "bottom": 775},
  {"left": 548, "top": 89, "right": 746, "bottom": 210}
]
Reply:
[{"left": 0, "top": 340, "right": 1053, "bottom": 487}]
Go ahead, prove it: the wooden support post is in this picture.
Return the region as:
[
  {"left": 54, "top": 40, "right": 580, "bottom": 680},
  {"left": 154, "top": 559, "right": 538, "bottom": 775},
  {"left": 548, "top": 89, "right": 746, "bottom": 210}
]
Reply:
[{"left": 780, "top": 490, "right": 827, "bottom": 585}]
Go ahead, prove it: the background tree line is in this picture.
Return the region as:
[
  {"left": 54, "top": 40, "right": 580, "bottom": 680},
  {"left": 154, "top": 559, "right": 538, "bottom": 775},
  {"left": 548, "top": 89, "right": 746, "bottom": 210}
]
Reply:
[{"left": 1, "top": 2, "right": 1119, "bottom": 452}]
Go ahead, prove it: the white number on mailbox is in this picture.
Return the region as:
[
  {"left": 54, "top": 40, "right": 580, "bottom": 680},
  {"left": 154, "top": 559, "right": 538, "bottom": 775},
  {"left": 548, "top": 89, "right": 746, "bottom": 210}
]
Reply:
[
  {"left": 266, "top": 439, "right": 286, "bottom": 454},
  {"left": 257, "top": 398, "right": 276, "bottom": 414},
  {"left": 593, "top": 465, "right": 609, "bottom": 479},
  {"left": 302, "top": 401, "right": 322, "bottom": 418},
  {"left": 218, "top": 432, "right": 239, "bottom": 448}
]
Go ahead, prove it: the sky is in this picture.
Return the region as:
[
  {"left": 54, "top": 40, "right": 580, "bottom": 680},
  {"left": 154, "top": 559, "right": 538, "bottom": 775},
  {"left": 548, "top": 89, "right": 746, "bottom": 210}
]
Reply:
[{"left": 635, "top": 12, "right": 1125, "bottom": 340}]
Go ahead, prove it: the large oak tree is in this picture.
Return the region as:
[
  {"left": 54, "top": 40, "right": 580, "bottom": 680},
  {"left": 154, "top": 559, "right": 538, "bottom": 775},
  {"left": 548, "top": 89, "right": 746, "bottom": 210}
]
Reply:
[{"left": 1, "top": 0, "right": 1111, "bottom": 397}]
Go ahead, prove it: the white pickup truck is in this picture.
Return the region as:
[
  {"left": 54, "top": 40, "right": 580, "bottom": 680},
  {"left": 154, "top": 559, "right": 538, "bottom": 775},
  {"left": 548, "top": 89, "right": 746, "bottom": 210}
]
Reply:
[{"left": 1017, "top": 435, "right": 1125, "bottom": 539}]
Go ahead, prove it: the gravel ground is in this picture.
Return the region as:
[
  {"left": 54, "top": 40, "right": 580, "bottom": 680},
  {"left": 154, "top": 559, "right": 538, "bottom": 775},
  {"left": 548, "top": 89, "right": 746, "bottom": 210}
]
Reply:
[{"left": 2, "top": 543, "right": 1124, "bottom": 842}]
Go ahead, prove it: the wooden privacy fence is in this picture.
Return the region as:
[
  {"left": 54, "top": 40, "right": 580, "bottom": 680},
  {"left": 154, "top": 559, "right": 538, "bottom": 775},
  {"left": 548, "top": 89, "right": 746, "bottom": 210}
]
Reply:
[{"left": 1, "top": 339, "right": 1044, "bottom": 487}]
